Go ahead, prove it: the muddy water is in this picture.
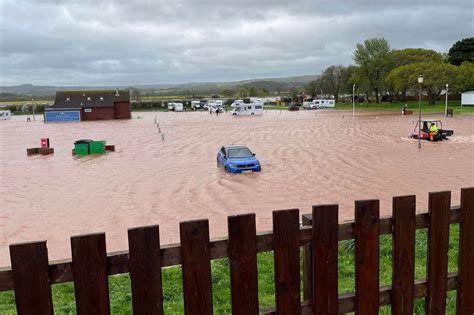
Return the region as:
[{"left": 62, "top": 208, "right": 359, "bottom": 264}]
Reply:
[{"left": 1, "top": 110, "right": 473, "bottom": 266}]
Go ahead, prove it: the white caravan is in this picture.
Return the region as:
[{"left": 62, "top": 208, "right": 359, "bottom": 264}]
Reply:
[
  {"left": 0, "top": 110, "right": 12, "bottom": 120},
  {"left": 303, "top": 99, "right": 335, "bottom": 109},
  {"left": 231, "top": 102, "right": 263, "bottom": 116}
]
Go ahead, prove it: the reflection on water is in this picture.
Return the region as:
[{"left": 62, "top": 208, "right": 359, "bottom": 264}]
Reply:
[{"left": 1, "top": 110, "right": 473, "bottom": 265}]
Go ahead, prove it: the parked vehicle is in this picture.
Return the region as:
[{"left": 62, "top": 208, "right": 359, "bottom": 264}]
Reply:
[
  {"left": 209, "top": 105, "right": 224, "bottom": 113},
  {"left": 288, "top": 104, "right": 300, "bottom": 111},
  {"left": 167, "top": 103, "right": 175, "bottom": 111},
  {"left": 231, "top": 102, "right": 263, "bottom": 116},
  {"left": 302, "top": 101, "right": 318, "bottom": 109},
  {"left": 0, "top": 110, "right": 12, "bottom": 120},
  {"left": 411, "top": 119, "right": 453, "bottom": 141},
  {"left": 174, "top": 103, "right": 184, "bottom": 112},
  {"left": 316, "top": 99, "right": 336, "bottom": 108},
  {"left": 217, "top": 145, "right": 262, "bottom": 173},
  {"left": 191, "top": 100, "right": 201, "bottom": 109}
]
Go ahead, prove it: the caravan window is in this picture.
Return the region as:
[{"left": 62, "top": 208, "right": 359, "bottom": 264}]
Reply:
[
  {"left": 255, "top": 105, "right": 262, "bottom": 109},
  {"left": 247, "top": 106, "right": 252, "bottom": 110}
]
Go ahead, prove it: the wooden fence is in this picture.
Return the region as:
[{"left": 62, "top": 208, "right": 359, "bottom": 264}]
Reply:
[{"left": 0, "top": 188, "right": 473, "bottom": 314}]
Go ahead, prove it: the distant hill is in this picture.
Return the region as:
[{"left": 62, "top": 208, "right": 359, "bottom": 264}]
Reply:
[{"left": 0, "top": 75, "right": 319, "bottom": 98}]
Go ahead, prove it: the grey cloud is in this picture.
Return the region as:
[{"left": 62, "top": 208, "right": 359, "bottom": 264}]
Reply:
[{"left": 0, "top": 0, "right": 472, "bottom": 85}]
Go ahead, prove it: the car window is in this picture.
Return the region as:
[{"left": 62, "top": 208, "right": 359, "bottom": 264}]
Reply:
[{"left": 227, "top": 148, "right": 252, "bottom": 158}]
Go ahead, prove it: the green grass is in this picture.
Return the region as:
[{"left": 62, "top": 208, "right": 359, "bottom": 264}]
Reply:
[
  {"left": 335, "top": 100, "right": 473, "bottom": 113},
  {"left": 0, "top": 224, "right": 460, "bottom": 314}
]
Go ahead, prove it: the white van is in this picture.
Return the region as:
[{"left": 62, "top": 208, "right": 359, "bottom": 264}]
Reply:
[
  {"left": 174, "top": 103, "right": 184, "bottom": 112},
  {"left": 231, "top": 103, "right": 263, "bottom": 116},
  {"left": 167, "top": 102, "right": 175, "bottom": 110},
  {"left": 0, "top": 110, "right": 12, "bottom": 120}
]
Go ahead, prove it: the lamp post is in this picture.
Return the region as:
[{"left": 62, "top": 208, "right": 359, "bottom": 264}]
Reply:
[
  {"left": 417, "top": 75, "right": 423, "bottom": 149},
  {"left": 32, "top": 98, "right": 35, "bottom": 121},
  {"left": 445, "top": 83, "right": 449, "bottom": 116},
  {"left": 352, "top": 84, "right": 355, "bottom": 118}
]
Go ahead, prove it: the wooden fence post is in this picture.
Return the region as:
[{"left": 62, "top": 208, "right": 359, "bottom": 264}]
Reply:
[
  {"left": 456, "top": 187, "right": 474, "bottom": 314},
  {"left": 71, "top": 233, "right": 110, "bottom": 315},
  {"left": 355, "top": 200, "right": 380, "bottom": 315},
  {"left": 10, "top": 241, "right": 53, "bottom": 315},
  {"left": 180, "top": 219, "right": 213, "bottom": 315},
  {"left": 312, "top": 204, "right": 339, "bottom": 315},
  {"left": 128, "top": 225, "right": 163, "bottom": 315},
  {"left": 302, "top": 213, "right": 313, "bottom": 301},
  {"left": 273, "top": 209, "right": 301, "bottom": 315},
  {"left": 425, "top": 191, "right": 451, "bottom": 315},
  {"left": 391, "top": 195, "right": 416, "bottom": 315},
  {"left": 228, "top": 213, "right": 259, "bottom": 315}
]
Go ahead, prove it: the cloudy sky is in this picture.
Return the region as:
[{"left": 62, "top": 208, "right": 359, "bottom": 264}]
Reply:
[{"left": 0, "top": 0, "right": 472, "bottom": 86}]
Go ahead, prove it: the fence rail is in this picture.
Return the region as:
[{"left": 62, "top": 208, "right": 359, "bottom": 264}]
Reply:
[{"left": 0, "top": 188, "right": 473, "bottom": 314}]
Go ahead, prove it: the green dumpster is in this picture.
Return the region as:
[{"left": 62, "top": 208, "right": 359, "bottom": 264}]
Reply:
[
  {"left": 89, "top": 141, "right": 106, "bottom": 154},
  {"left": 74, "top": 143, "right": 90, "bottom": 155}
]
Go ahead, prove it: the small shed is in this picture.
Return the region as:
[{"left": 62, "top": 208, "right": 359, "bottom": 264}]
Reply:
[
  {"left": 461, "top": 91, "right": 474, "bottom": 106},
  {"left": 48, "top": 89, "right": 131, "bottom": 121}
]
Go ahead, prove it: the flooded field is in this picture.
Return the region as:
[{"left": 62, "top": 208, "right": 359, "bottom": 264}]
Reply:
[{"left": 1, "top": 110, "right": 473, "bottom": 266}]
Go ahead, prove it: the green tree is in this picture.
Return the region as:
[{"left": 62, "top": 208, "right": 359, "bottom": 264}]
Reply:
[
  {"left": 387, "top": 62, "right": 461, "bottom": 104},
  {"left": 459, "top": 61, "right": 474, "bottom": 91},
  {"left": 304, "top": 79, "right": 322, "bottom": 98},
  {"left": 353, "top": 38, "right": 393, "bottom": 103},
  {"left": 448, "top": 37, "right": 474, "bottom": 66},
  {"left": 391, "top": 48, "right": 443, "bottom": 66},
  {"left": 320, "top": 65, "right": 349, "bottom": 102},
  {"left": 386, "top": 48, "right": 443, "bottom": 101}
]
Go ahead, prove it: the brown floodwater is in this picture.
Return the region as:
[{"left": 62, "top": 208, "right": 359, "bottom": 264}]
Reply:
[{"left": 1, "top": 110, "right": 473, "bottom": 266}]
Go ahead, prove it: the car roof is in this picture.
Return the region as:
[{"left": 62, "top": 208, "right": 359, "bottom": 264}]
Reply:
[{"left": 224, "top": 145, "right": 249, "bottom": 150}]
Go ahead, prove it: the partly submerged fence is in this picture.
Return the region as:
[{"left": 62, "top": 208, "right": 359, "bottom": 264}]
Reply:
[{"left": 0, "top": 188, "right": 473, "bottom": 314}]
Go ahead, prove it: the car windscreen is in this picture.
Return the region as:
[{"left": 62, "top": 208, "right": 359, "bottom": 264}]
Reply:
[{"left": 227, "top": 148, "right": 252, "bottom": 158}]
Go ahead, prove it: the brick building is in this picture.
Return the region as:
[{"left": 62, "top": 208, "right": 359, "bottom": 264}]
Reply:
[{"left": 50, "top": 89, "right": 131, "bottom": 121}]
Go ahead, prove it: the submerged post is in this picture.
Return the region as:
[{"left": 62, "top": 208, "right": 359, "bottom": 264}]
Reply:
[{"left": 352, "top": 84, "right": 355, "bottom": 119}]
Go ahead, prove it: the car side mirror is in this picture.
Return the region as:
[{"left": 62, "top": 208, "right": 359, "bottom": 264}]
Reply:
[
  {"left": 223, "top": 155, "right": 227, "bottom": 159},
  {"left": 253, "top": 153, "right": 256, "bottom": 156}
]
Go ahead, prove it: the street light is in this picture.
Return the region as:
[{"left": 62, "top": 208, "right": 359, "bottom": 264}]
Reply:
[
  {"left": 352, "top": 84, "right": 356, "bottom": 118},
  {"left": 32, "top": 98, "right": 35, "bottom": 121},
  {"left": 417, "top": 75, "right": 423, "bottom": 149},
  {"left": 445, "top": 83, "right": 449, "bottom": 116}
]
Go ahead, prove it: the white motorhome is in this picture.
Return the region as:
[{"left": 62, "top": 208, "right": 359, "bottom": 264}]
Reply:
[
  {"left": 303, "top": 99, "right": 335, "bottom": 109},
  {"left": 0, "top": 110, "right": 12, "bottom": 120},
  {"left": 174, "top": 103, "right": 184, "bottom": 112},
  {"left": 231, "top": 102, "right": 263, "bottom": 116}
]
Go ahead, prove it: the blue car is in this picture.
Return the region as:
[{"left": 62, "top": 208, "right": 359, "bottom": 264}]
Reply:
[{"left": 217, "top": 145, "right": 262, "bottom": 173}]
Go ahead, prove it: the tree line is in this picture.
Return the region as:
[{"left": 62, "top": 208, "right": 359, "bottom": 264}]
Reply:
[{"left": 305, "top": 37, "right": 474, "bottom": 104}]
